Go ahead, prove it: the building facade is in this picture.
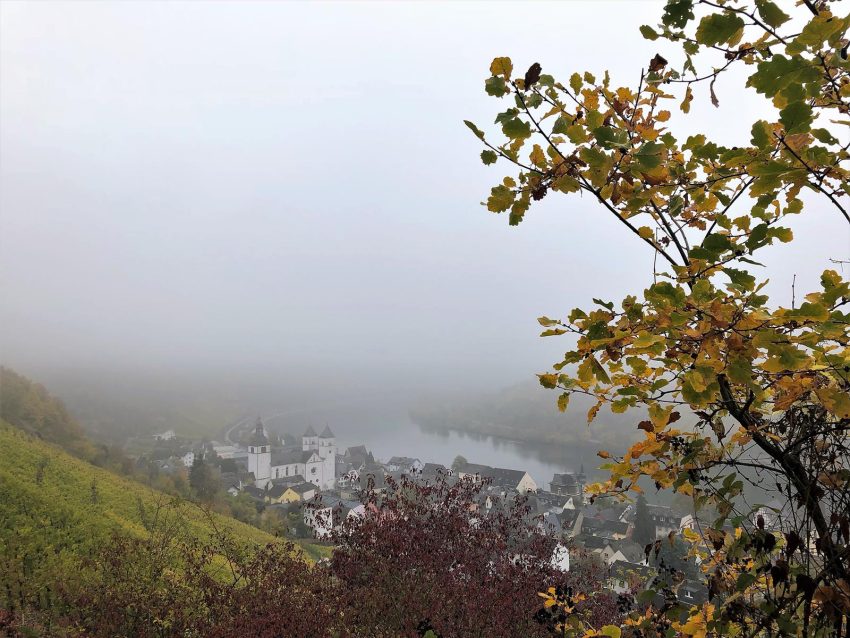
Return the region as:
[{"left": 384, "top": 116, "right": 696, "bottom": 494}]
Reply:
[{"left": 248, "top": 421, "right": 336, "bottom": 490}]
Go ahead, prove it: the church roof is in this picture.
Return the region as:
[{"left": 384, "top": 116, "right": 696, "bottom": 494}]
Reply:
[
  {"left": 249, "top": 419, "right": 268, "bottom": 446},
  {"left": 303, "top": 425, "right": 317, "bottom": 437},
  {"left": 271, "top": 449, "right": 316, "bottom": 466},
  {"left": 319, "top": 425, "right": 335, "bottom": 438}
]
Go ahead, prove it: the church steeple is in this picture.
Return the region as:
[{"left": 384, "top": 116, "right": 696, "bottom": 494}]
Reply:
[
  {"left": 302, "top": 425, "right": 318, "bottom": 451},
  {"left": 248, "top": 417, "right": 271, "bottom": 487}
]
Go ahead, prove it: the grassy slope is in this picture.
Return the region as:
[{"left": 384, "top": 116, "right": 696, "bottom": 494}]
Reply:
[{"left": 0, "top": 421, "right": 274, "bottom": 553}]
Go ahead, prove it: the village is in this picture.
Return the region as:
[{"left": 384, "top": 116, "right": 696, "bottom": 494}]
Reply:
[{"left": 143, "top": 417, "right": 715, "bottom": 602}]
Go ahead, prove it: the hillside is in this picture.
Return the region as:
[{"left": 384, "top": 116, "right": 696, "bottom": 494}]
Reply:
[
  {"left": 0, "top": 421, "right": 280, "bottom": 614},
  {"left": 0, "top": 367, "right": 97, "bottom": 460}
]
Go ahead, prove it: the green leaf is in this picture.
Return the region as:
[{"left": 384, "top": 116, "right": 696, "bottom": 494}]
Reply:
[
  {"left": 557, "top": 393, "right": 570, "bottom": 412},
  {"left": 480, "top": 150, "right": 498, "bottom": 165},
  {"left": 601, "top": 626, "right": 622, "bottom": 638},
  {"left": 486, "top": 185, "right": 514, "bottom": 212},
  {"left": 779, "top": 102, "right": 814, "bottom": 134},
  {"left": 593, "top": 126, "right": 630, "bottom": 149},
  {"left": 755, "top": 0, "right": 789, "bottom": 28},
  {"left": 724, "top": 267, "right": 756, "bottom": 291},
  {"left": 736, "top": 572, "right": 757, "bottom": 591},
  {"left": 750, "top": 120, "right": 772, "bottom": 149},
  {"left": 747, "top": 55, "right": 821, "bottom": 98},
  {"left": 552, "top": 115, "right": 570, "bottom": 135},
  {"left": 633, "top": 142, "right": 665, "bottom": 171},
  {"left": 695, "top": 12, "right": 745, "bottom": 47},
  {"left": 640, "top": 25, "right": 659, "bottom": 40},
  {"left": 662, "top": 0, "right": 694, "bottom": 28},
  {"left": 590, "top": 357, "right": 611, "bottom": 384},
  {"left": 485, "top": 76, "right": 508, "bottom": 97},
  {"left": 464, "top": 120, "right": 485, "bottom": 140},
  {"left": 794, "top": 13, "right": 849, "bottom": 49},
  {"left": 569, "top": 72, "right": 582, "bottom": 94},
  {"left": 501, "top": 117, "right": 532, "bottom": 140},
  {"left": 812, "top": 128, "right": 839, "bottom": 145},
  {"left": 703, "top": 232, "right": 733, "bottom": 254}
]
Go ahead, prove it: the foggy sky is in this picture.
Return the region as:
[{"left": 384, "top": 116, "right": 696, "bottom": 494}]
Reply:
[{"left": 2, "top": 1, "right": 849, "bottom": 402}]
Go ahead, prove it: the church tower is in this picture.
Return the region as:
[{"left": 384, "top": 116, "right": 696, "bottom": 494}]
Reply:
[
  {"left": 248, "top": 418, "right": 271, "bottom": 488},
  {"left": 318, "top": 425, "right": 336, "bottom": 460},
  {"left": 302, "top": 425, "right": 318, "bottom": 451}
]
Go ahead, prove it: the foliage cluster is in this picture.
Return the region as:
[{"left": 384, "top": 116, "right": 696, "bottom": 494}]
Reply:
[
  {"left": 466, "top": 0, "right": 850, "bottom": 635},
  {"left": 2, "top": 468, "right": 617, "bottom": 637}
]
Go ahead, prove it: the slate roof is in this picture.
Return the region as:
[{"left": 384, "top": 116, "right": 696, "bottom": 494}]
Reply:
[
  {"left": 420, "top": 463, "right": 449, "bottom": 478},
  {"left": 536, "top": 490, "right": 572, "bottom": 508},
  {"left": 319, "top": 425, "right": 335, "bottom": 438},
  {"left": 303, "top": 425, "right": 317, "bottom": 437},
  {"left": 551, "top": 473, "right": 578, "bottom": 487},
  {"left": 271, "top": 474, "right": 306, "bottom": 487},
  {"left": 486, "top": 467, "right": 529, "bottom": 488},
  {"left": 271, "top": 449, "right": 316, "bottom": 466},
  {"left": 612, "top": 540, "right": 646, "bottom": 563},
  {"left": 290, "top": 482, "right": 316, "bottom": 495},
  {"left": 249, "top": 419, "right": 268, "bottom": 446},
  {"left": 460, "top": 463, "right": 529, "bottom": 488},
  {"left": 267, "top": 484, "right": 289, "bottom": 499},
  {"left": 582, "top": 517, "right": 631, "bottom": 538},
  {"left": 678, "top": 580, "right": 709, "bottom": 605}
]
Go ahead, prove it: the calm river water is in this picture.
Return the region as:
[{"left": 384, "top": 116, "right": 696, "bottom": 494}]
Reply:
[{"left": 265, "top": 403, "right": 605, "bottom": 490}]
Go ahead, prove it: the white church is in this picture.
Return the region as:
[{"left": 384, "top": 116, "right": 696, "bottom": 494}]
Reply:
[{"left": 248, "top": 420, "right": 336, "bottom": 491}]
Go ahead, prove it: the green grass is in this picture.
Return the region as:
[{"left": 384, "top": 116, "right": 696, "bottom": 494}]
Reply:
[{"left": 0, "top": 420, "right": 275, "bottom": 547}]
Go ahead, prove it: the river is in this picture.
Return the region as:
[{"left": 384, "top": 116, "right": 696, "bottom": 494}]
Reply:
[{"left": 263, "top": 403, "right": 605, "bottom": 490}]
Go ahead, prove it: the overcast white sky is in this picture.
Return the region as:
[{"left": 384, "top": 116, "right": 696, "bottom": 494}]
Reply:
[{"left": 2, "top": 1, "right": 848, "bottom": 399}]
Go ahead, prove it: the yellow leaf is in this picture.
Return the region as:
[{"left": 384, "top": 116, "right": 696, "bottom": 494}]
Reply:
[
  {"left": 638, "top": 226, "right": 654, "bottom": 240},
  {"left": 815, "top": 386, "right": 850, "bottom": 418},
  {"left": 681, "top": 86, "right": 693, "bottom": 113},
  {"left": 489, "top": 56, "right": 513, "bottom": 80}
]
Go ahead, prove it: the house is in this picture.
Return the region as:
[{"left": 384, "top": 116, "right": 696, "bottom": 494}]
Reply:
[
  {"left": 266, "top": 482, "right": 316, "bottom": 504},
  {"left": 535, "top": 490, "right": 576, "bottom": 511},
  {"left": 580, "top": 536, "right": 618, "bottom": 563},
  {"left": 303, "top": 495, "right": 343, "bottom": 538},
  {"left": 211, "top": 444, "right": 248, "bottom": 460},
  {"left": 677, "top": 580, "right": 709, "bottom": 605},
  {"left": 458, "top": 463, "right": 538, "bottom": 493},
  {"left": 607, "top": 540, "right": 646, "bottom": 566},
  {"left": 551, "top": 542, "right": 571, "bottom": 572},
  {"left": 608, "top": 560, "right": 654, "bottom": 594},
  {"left": 386, "top": 456, "right": 424, "bottom": 473},
  {"left": 420, "top": 463, "right": 453, "bottom": 480},
  {"left": 153, "top": 429, "right": 176, "bottom": 441},
  {"left": 636, "top": 504, "right": 696, "bottom": 538},
  {"left": 343, "top": 445, "right": 374, "bottom": 471},
  {"left": 580, "top": 517, "right": 631, "bottom": 541},
  {"left": 549, "top": 469, "right": 586, "bottom": 499},
  {"left": 181, "top": 451, "right": 195, "bottom": 468}
]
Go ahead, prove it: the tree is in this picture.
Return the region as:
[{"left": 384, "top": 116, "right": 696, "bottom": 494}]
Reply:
[
  {"left": 329, "top": 473, "right": 619, "bottom": 636},
  {"left": 632, "top": 494, "right": 654, "bottom": 547},
  {"left": 467, "top": 2, "right": 850, "bottom": 636},
  {"left": 188, "top": 455, "right": 217, "bottom": 502},
  {"left": 451, "top": 454, "right": 468, "bottom": 472}
]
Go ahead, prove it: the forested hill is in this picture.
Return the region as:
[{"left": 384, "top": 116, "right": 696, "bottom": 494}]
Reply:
[
  {"left": 410, "top": 379, "right": 636, "bottom": 449},
  {"left": 0, "top": 366, "right": 96, "bottom": 460}
]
